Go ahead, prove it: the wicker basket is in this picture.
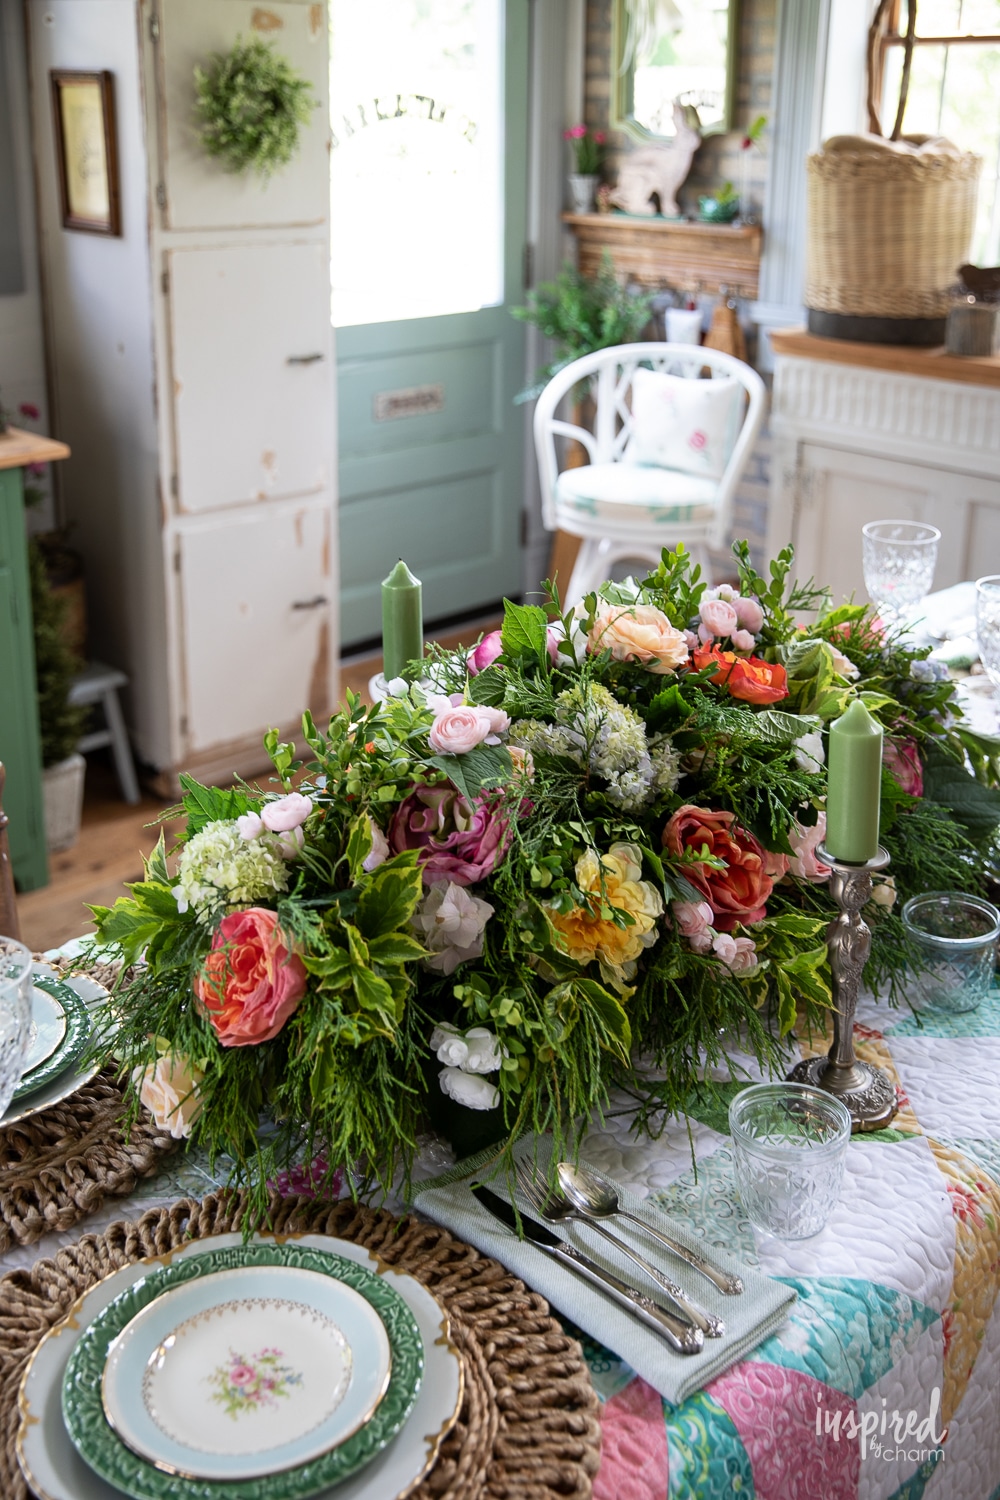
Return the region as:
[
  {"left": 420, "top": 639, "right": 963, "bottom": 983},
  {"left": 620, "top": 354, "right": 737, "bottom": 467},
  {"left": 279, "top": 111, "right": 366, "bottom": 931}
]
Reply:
[{"left": 805, "top": 134, "right": 981, "bottom": 342}]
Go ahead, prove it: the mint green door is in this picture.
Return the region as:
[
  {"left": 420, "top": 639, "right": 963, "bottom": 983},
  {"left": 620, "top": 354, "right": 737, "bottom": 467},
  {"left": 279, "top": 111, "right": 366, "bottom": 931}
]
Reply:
[{"left": 331, "top": 0, "right": 528, "bottom": 646}]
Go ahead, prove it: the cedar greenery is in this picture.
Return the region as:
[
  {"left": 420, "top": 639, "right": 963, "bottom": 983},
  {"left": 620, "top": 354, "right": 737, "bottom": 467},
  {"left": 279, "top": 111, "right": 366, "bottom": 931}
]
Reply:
[{"left": 194, "top": 36, "right": 314, "bottom": 178}]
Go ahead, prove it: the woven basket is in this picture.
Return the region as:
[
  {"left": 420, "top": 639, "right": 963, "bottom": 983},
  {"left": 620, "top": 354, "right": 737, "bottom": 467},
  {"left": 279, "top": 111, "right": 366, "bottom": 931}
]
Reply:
[{"left": 805, "top": 134, "right": 981, "bottom": 325}]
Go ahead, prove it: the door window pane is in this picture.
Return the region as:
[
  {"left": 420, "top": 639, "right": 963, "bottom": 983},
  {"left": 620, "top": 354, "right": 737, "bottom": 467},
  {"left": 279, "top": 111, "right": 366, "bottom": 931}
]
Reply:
[{"left": 330, "top": 0, "right": 503, "bottom": 327}]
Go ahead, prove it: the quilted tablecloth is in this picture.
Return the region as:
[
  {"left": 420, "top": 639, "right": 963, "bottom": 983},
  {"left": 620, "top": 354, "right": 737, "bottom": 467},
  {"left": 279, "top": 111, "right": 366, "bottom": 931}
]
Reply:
[{"left": 575, "top": 985, "right": 1000, "bottom": 1500}]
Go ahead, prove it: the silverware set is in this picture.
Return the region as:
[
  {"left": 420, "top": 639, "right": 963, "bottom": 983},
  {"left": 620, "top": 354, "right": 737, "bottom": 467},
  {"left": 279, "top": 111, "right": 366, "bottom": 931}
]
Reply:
[{"left": 472, "top": 1159, "right": 744, "bottom": 1358}]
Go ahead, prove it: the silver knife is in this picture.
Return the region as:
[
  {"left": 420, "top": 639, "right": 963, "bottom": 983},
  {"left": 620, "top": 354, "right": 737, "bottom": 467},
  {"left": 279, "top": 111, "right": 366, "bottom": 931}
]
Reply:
[{"left": 472, "top": 1183, "right": 704, "bottom": 1355}]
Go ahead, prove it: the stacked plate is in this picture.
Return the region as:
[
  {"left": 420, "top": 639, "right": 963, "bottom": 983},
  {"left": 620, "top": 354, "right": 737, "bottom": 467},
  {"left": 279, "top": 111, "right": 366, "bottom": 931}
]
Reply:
[
  {"left": 2, "top": 965, "right": 108, "bottom": 1127},
  {"left": 18, "top": 1234, "right": 464, "bottom": 1500}
]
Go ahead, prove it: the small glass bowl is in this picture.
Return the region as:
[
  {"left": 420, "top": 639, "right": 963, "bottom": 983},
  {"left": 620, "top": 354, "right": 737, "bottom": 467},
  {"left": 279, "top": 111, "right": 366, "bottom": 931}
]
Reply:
[
  {"left": 902, "top": 891, "right": 1000, "bottom": 1015},
  {"left": 729, "top": 1082, "right": 852, "bottom": 1240}
]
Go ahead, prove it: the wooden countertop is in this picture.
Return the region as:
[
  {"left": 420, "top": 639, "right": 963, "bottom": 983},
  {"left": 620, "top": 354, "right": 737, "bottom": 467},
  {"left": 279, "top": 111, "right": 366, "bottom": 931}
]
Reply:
[
  {"left": 0, "top": 426, "right": 71, "bottom": 471},
  {"left": 770, "top": 328, "right": 1000, "bottom": 390}
]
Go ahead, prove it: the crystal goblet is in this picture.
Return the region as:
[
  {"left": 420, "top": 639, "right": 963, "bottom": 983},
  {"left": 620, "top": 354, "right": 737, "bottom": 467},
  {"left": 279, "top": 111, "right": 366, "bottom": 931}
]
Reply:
[
  {"left": 975, "top": 575, "right": 1000, "bottom": 690},
  {"left": 0, "top": 938, "right": 33, "bottom": 1116},
  {"left": 862, "top": 520, "right": 941, "bottom": 631}
]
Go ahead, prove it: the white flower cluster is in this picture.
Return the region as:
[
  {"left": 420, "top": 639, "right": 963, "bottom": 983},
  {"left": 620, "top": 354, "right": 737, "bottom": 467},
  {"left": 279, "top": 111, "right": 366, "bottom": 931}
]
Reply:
[
  {"left": 172, "top": 818, "right": 290, "bottom": 924},
  {"left": 509, "top": 683, "right": 680, "bottom": 811},
  {"left": 412, "top": 882, "right": 493, "bottom": 975},
  {"left": 430, "top": 1022, "right": 504, "bottom": 1110}
]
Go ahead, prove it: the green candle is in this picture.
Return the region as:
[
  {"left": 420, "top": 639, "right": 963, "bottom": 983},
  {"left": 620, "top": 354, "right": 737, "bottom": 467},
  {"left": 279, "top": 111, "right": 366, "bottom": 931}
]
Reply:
[
  {"left": 381, "top": 560, "right": 423, "bottom": 681},
  {"left": 825, "top": 698, "right": 883, "bottom": 862}
]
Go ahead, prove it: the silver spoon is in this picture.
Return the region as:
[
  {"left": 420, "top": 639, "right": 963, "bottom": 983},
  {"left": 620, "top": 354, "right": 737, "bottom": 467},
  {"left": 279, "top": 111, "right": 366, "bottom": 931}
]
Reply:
[{"left": 557, "top": 1162, "right": 744, "bottom": 1296}]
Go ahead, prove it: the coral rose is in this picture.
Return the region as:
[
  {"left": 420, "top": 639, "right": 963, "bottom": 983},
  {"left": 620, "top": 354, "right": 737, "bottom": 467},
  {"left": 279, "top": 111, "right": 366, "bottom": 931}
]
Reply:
[
  {"left": 589, "top": 603, "right": 689, "bottom": 673},
  {"left": 195, "top": 908, "right": 306, "bottom": 1047},
  {"left": 389, "top": 784, "right": 513, "bottom": 886},
  {"left": 692, "top": 646, "right": 788, "bottom": 705},
  {"left": 663, "top": 805, "right": 773, "bottom": 931}
]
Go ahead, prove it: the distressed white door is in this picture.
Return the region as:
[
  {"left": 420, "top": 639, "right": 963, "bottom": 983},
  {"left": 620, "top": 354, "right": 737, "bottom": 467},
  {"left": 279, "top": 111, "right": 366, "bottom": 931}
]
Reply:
[{"left": 168, "top": 243, "right": 331, "bottom": 511}]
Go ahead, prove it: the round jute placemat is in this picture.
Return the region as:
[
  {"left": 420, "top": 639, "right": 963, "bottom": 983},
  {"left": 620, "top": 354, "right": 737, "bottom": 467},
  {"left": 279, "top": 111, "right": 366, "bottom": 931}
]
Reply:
[
  {"left": 0, "top": 959, "right": 178, "bottom": 1255},
  {"left": 0, "top": 1190, "right": 602, "bottom": 1500}
]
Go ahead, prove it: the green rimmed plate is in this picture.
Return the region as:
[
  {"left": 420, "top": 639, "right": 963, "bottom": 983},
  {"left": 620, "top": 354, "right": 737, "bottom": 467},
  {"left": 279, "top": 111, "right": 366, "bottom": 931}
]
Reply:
[
  {"left": 61, "top": 1243, "right": 425, "bottom": 1500},
  {"left": 12, "top": 975, "right": 91, "bottom": 1103}
]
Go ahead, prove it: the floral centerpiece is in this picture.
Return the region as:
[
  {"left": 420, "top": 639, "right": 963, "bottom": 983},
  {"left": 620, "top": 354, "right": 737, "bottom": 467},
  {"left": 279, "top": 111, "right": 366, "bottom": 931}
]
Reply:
[{"left": 88, "top": 544, "right": 1000, "bottom": 1217}]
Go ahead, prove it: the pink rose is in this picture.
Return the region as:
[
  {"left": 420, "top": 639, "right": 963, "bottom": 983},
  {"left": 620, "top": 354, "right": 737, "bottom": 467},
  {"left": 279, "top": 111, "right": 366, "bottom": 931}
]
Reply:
[
  {"left": 261, "top": 792, "right": 313, "bottom": 833},
  {"left": 788, "top": 814, "right": 831, "bottom": 882},
  {"left": 734, "top": 596, "right": 764, "bottom": 633},
  {"left": 428, "top": 704, "right": 510, "bottom": 754},
  {"left": 194, "top": 908, "right": 306, "bottom": 1047},
  {"left": 467, "top": 630, "right": 504, "bottom": 676},
  {"left": 699, "top": 598, "right": 739, "bottom": 639},
  {"left": 390, "top": 784, "right": 514, "bottom": 886},
  {"left": 883, "top": 738, "right": 923, "bottom": 797},
  {"left": 731, "top": 629, "right": 756, "bottom": 653},
  {"left": 672, "top": 900, "right": 715, "bottom": 949}
]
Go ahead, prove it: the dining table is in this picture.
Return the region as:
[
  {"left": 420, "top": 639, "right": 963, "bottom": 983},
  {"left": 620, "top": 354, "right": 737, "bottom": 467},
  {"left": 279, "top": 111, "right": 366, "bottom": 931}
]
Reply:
[{"left": 5, "top": 584, "right": 1000, "bottom": 1500}]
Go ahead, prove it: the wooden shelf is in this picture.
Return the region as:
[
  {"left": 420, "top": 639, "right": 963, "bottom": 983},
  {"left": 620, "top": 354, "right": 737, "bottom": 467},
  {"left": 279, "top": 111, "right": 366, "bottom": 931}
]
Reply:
[
  {"left": 0, "top": 426, "right": 70, "bottom": 471},
  {"left": 770, "top": 328, "right": 1000, "bottom": 390},
  {"left": 562, "top": 213, "right": 762, "bottom": 298}
]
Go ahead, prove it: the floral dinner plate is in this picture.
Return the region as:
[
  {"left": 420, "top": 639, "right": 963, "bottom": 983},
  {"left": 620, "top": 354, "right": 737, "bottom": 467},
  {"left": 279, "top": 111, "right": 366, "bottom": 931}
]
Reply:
[
  {"left": 101, "top": 1262, "right": 391, "bottom": 1480},
  {"left": 61, "top": 1242, "right": 424, "bottom": 1500}
]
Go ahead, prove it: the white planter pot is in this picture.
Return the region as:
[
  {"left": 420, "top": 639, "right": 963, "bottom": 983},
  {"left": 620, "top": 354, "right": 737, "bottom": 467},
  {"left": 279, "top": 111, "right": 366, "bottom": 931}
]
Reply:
[
  {"left": 568, "top": 174, "right": 598, "bottom": 214},
  {"left": 42, "top": 753, "right": 86, "bottom": 853}
]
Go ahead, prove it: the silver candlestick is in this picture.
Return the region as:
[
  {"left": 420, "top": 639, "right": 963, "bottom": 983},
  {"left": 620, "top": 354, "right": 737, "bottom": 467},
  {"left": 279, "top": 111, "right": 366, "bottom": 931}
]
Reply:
[{"left": 786, "top": 843, "right": 898, "bottom": 1132}]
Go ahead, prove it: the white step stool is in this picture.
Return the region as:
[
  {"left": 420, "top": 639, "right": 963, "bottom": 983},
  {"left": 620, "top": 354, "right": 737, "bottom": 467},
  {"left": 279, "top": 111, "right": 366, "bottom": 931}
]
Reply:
[{"left": 68, "top": 661, "right": 141, "bottom": 805}]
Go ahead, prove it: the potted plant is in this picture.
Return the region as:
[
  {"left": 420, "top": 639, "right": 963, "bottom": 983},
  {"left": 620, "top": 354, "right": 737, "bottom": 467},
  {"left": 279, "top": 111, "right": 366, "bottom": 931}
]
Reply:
[
  {"left": 563, "top": 124, "right": 607, "bottom": 214},
  {"left": 29, "top": 541, "right": 87, "bottom": 852}
]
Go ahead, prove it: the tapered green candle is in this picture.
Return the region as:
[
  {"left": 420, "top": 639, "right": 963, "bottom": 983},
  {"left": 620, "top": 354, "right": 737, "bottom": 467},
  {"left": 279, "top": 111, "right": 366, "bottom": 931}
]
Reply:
[
  {"left": 825, "top": 698, "right": 883, "bottom": 862},
  {"left": 381, "top": 560, "right": 423, "bottom": 681}
]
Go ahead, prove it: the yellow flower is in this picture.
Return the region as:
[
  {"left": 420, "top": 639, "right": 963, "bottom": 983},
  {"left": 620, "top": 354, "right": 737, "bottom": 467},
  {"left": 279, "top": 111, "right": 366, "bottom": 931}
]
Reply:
[{"left": 547, "top": 843, "right": 663, "bottom": 984}]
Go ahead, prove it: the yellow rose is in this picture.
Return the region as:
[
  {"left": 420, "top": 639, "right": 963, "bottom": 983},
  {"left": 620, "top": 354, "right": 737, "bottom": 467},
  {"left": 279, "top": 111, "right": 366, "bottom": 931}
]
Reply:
[
  {"left": 133, "top": 1052, "right": 204, "bottom": 1139},
  {"left": 589, "top": 603, "right": 689, "bottom": 674},
  {"left": 547, "top": 843, "right": 663, "bottom": 984}
]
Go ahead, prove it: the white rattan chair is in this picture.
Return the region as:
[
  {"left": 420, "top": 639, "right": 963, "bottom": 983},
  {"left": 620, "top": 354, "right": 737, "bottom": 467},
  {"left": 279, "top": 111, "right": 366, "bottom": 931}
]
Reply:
[{"left": 533, "top": 342, "right": 767, "bottom": 603}]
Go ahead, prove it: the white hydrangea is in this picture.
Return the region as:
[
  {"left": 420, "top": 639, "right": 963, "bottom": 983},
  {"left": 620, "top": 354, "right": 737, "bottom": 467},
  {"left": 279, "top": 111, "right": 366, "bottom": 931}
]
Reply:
[{"left": 172, "top": 818, "right": 290, "bottom": 924}]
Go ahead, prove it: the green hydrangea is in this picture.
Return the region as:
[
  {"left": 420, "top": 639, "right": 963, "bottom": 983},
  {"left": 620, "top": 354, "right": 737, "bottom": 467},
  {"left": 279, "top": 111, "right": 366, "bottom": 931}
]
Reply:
[{"left": 173, "top": 819, "right": 289, "bottom": 924}]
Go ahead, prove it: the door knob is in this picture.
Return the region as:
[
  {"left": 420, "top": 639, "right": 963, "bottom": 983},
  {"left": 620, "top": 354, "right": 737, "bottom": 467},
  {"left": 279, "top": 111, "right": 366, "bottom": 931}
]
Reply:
[
  {"left": 286, "top": 353, "right": 325, "bottom": 365},
  {"left": 292, "top": 595, "right": 329, "bottom": 610}
]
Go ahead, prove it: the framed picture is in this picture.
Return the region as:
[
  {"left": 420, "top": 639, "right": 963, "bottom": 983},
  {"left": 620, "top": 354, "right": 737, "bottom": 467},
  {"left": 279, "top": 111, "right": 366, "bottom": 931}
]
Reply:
[{"left": 50, "top": 70, "right": 120, "bottom": 235}]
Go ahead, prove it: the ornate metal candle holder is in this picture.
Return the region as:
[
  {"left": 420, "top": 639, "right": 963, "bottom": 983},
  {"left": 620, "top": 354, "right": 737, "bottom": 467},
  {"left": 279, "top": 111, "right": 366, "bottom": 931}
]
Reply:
[{"left": 786, "top": 844, "right": 899, "bottom": 1132}]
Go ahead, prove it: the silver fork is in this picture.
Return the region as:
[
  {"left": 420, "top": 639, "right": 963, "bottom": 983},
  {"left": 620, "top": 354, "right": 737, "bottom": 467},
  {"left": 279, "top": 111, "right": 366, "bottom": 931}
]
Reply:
[{"left": 515, "top": 1163, "right": 724, "bottom": 1338}]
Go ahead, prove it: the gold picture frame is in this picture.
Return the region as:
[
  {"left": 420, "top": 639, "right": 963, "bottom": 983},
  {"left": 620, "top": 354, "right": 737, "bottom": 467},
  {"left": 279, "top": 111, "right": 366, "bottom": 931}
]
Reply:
[{"left": 50, "top": 70, "right": 121, "bottom": 236}]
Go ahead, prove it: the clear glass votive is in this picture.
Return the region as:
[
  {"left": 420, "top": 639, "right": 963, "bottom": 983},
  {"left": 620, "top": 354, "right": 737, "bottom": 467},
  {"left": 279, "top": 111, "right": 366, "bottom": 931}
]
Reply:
[
  {"left": 902, "top": 891, "right": 1000, "bottom": 1015},
  {"left": 729, "top": 1082, "right": 852, "bottom": 1240},
  {"left": 975, "top": 576, "right": 1000, "bottom": 690},
  {"left": 0, "top": 938, "right": 34, "bottom": 1116}
]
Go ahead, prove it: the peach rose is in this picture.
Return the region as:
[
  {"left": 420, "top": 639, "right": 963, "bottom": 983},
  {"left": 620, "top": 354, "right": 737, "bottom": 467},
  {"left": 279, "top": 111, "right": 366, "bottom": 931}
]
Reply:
[
  {"left": 133, "top": 1052, "right": 204, "bottom": 1139},
  {"left": 663, "top": 805, "right": 773, "bottom": 931},
  {"left": 195, "top": 908, "right": 306, "bottom": 1047},
  {"left": 589, "top": 603, "right": 689, "bottom": 674}
]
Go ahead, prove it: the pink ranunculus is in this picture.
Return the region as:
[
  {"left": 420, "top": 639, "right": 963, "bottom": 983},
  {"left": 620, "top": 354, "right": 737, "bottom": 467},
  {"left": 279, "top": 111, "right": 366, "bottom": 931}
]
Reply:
[
  {"left": 884, "top": 738, "right": 923, "bottom": 797},
  {"left": 428, "top": 704, "right": 509, "bottom": 755},
  {"left": 237, "top": 811, "right": 264, "bottom": 841},
  {"left": 714, "top": 933, "right": 759, "bottom": 974},
  {"left": 663, "top": 805, "right": 773, "bottom": 931},
  {"left": 699, "top": 597, "right": 739, "bottom": 639},
  {"left": 389, "top": 784, "right": 514, "bottom": 886},
  {"left": 764, "top": 848, "right": 790, "bottom": 880},
  {"left": 731, "top": 629, "right": 756, "bottom": 653},
  {"left": 194, "top": 908, "right": 307, "bottom": 1047},
  {"left": 734, "top": 595, "right": 764, "bottom": 633},
  {"left": 788, "top": 814, "right": 831, "bottom": 882},
  {"left": 260, "top": 792, "right": 313, "bottom": 833},
  {"left": 467, "top": 630, "right": 504, "bottom": 676},
  {"left": 672, "top": 900, "right": 715, "bottom": 948}
]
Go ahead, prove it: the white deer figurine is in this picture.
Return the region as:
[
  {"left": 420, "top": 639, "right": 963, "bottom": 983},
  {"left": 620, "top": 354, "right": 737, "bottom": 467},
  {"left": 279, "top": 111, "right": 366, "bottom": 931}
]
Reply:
[{"left": 609, "top": 101, "right": 702, "bottom": 218}]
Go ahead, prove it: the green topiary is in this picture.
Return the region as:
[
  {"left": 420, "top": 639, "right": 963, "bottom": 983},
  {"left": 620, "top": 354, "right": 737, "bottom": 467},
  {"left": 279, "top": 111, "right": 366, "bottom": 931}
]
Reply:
[
  {"left": 194, "top": 35, "right": 315, "bottom": 178},
  {"left": 28, "top": 540, "right": 86, "bottom": 768}
]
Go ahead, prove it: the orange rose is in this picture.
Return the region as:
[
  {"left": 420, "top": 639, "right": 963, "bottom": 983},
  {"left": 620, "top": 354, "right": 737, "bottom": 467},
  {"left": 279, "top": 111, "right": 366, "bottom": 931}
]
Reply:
[
  {"left": 692, "top": 646, "right": 787, "bottom": 705},
  {"left": 663, "top": 804, "right": 773, "bottom": 930}
]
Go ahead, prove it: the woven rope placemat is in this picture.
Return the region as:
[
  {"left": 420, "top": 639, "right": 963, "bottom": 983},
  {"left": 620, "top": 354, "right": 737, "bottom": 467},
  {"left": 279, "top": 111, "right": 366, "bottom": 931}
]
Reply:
[
  {"left": 0, "top": 1190, "right": 601, "bottom": 1500},
  {"left": 0, "top": 959, "right": 177, "bottom": 1254}
]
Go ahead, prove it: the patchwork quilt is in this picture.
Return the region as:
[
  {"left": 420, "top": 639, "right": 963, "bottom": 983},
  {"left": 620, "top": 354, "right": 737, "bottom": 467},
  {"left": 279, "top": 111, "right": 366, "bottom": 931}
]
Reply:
[{"left": 579, "top": 987, "right": 1000, "bottom": 1500}]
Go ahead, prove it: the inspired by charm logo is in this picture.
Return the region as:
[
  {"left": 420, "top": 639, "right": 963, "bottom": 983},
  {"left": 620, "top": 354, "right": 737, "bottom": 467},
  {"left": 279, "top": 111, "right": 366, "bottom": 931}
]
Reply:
[{"left": 815, "top": 1388, "right": 948, "bottom": 1463}]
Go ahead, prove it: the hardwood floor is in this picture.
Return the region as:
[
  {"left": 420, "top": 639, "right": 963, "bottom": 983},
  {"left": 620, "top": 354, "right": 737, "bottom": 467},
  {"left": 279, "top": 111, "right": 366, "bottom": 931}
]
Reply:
[{"left": 16, "top": 616, "right": 502, "bottom": 952}]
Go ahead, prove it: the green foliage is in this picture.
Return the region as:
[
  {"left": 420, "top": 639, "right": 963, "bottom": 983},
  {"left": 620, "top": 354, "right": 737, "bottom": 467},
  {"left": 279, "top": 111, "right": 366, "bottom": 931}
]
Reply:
[
  {"left": 194, "top": 36, "right": 314, "bottom": 178},
  {"left": 511, "top": 252, "right": 653, "bottom": 399},
  {"left": 27, "top": 540, "right": 86, "bottom": 767}
]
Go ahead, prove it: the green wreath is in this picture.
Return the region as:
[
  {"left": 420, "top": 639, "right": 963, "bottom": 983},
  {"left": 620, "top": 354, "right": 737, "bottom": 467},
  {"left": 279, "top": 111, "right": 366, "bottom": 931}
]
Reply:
[{"left": 194, "top": 35, "right": 315, "bottom": 178}]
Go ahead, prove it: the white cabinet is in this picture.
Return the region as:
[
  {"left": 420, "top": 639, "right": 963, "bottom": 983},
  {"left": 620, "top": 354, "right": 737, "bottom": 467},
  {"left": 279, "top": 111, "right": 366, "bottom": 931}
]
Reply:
[
  {"left": 29, "top": 0, "right": 336, "bottom": 786},
  {"left": 767, "top": 342, "right": 1000, "bottom": 604}
]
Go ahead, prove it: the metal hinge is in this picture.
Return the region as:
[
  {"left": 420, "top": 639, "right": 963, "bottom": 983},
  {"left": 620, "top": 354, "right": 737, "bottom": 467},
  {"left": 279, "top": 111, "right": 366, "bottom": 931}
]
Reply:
[
  {"left": 170, "top": 474, "right": 178, "bottom": 500},
  {"left": 156, "top": 183, "right": 167, "bottom": 210},
  {"left": 179, "top": 714, "right": 188, "bottom": 736},
  {"left": 160, "top": 267, "right": 169, "bottom": 293},
  {"left": 172, "top": 537, "right": 181, "bottom": 570},
  {"left": 522, "top": 242, "right": 534, "bottom": 291},
  {"left": 149, "top": 11, "right": 160, "bottom": 42}
]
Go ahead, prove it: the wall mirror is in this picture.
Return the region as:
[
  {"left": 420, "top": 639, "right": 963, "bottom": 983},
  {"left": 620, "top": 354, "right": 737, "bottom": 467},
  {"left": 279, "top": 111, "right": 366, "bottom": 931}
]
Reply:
[{"left": 612, "top": 0, "right": 739, "bottom": 142}]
